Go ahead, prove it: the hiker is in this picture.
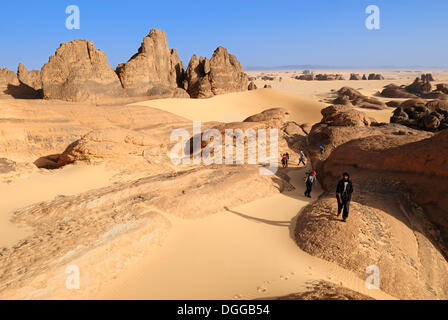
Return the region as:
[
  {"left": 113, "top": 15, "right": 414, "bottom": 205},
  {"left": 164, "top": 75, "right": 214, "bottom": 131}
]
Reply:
[
  {"left": 320, "top": 145, "right": 325, "bottom": 155},
  {"left": 285, "top": 152, "right": 290, "bottom": 167},
  {"left": 304, "top": 170, "right": 317, "bottom": 198},
  {"left": 281, "top": 153, "right": 287, "bottom": 168},
  {"left": 298, "top": 151, "right": 306, "bottom": 166},
  {"left": 336, "top": 172, "right": 354, "bottom": 222}
]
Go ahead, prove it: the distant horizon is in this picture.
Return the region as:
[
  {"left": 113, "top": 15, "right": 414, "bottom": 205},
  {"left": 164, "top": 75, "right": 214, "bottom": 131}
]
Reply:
[{"left": 1, "top": 1, "right": 448, "bottom": 72}]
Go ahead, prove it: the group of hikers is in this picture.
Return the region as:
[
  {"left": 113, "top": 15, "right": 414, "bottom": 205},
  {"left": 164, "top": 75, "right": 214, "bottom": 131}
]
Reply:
[
  {"left": 281, "top": 151, "right": 307, "bottom": 168},
  {"left": 280, "top": 148, "right": 353, "bottom": 222}
]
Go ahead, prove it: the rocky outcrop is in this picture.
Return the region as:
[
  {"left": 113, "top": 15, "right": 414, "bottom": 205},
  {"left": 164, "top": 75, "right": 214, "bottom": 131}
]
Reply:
[
  {"left": 380, "top": 84, "right": 418, "bottom": 99},
  {"left": 368, "top": 73, "right": 384, "bottom": 80},
  {"left": 349, "top": 73, "right": 361, "bottom": 80},
  {"left": 390, "top": 98, "right": 448, "bottom": 131},
  {"left": 301, "top": 105, "right": 448, "bottom": 299},
  {"left": 41, "top": 40, "right": 124, "bottom": 103},
  {"left": 381, "top": 78, "right": 448, "bottom": 100},
  {"left": 295, "top": 74, "right": 314, "bottom": 81},
  {"left": 421, "top": 73, "right": 434, "bottom": 82},
  {"left": 248, "top": 81, "right": 257, "bottom": 90},
  {"left": 333, "top": 87, "right": 386, "bottom": 110},
  {"left": 0, "top": 68, "right": 19, "bottom": 94},
  {"left": 17, "top": 63, "right": 42, "bottom": 91},
  {"left": 406, "top": 77, "right": 432, "bottom": 95},
  {"left": 57, "top": 128, "right": 167, "bottom": 167},
  {"left": 185, "top": 47, "right": 248, "bottom": 98},
  {"left": 320, "top": 104, "right": 372, "bottom": 127},
  {"left": 116, "top": 29, "right": 188, "bottom": 98},
  {"left": 243, "top": 108, "right": 289, "bottom": 126},
  {"left": 315, "top": 74, "right": 344, "bottom": 81}
]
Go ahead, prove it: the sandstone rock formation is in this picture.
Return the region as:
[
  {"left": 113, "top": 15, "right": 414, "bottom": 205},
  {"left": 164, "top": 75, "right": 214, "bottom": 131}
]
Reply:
[
  {"left": 319, "top": 104, "right": 372, "bottom": 127},
  {"left": 301, "top": 104, "right": 448, "bottom": 299},
  {"left": 17, "top": 63, "right": 42, "bottom": 91},
  {"left": 248, "top": 81, "right": 257, "bottom": 90},
  {"left": 185, "top": 47, "right": 248, "bottom": 98},
  {"left": 362, "top": 74, "right": 367, "bottom": 80},
  {"left": 368, "top": 73, "right": 384, "bottom": 80},
  {"left": 57, "top": 128, "right": 167, "bottom": 167},
  {"left": 406, "top": 77, "right": 432, "bottom": 95},
  {"left": 116, "top": 29, "right": 188, "bottom": 98},
  {"left": 390, "top": 98, "right": 448, "bottom": 131},
  {"left": 295, "top": 74, "right": 314, "bottom": 81},
  {"left": 315, "top": 74, "right": 344, "bottom": 81},
  {"left": 380, "top": 84, "right": 418, "bottom": 98},
  {"left": 381, "top": 78, "right": 448, "bottom": 100},
  {"left": 0, "top": 67, "right": 19, "bottom": 94},
  {"left": 349, "top": 73, "right": 361, "bottom": 80},
  {"left": 264, "top": 84, "right": 272, "bottom": 89},
  {"left": 333, "top": 87, "right": 386, "bottom": 110},
  {"left": 41, "top": 40, "right": 124, "bottom": 103},
  {"left": 421, "top": 73, "right": 434, "bottom": 82}
]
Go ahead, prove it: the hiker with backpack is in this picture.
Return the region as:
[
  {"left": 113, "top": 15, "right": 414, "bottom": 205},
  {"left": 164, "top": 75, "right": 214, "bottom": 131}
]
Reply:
[
  {"left": 285, "top": 152, "right": 290, "bottom": 167},
  {"left": 304, "top": 170, "right": 317, "bottom": 198},
  {"left": 281, "top": 153, "right": 287, "bottom": 168},
  {"left": 336, "top": 172, "right": 354, "bottom": 222}
]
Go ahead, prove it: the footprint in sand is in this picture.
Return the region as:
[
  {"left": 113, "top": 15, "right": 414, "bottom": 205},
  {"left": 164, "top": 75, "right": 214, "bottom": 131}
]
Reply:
[
  {"left": 257, "top": 286, "right": 267, "bottom": 293},
  {"left": 234, "top": 294, "right": 243, "bottom": 299},
  {"left": 280, "top": 275, "right": 289, "bottom": 280}
]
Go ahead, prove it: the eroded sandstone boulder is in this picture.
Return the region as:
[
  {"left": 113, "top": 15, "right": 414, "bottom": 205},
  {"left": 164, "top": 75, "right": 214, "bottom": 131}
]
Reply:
[
  {"left": 185, "top": 47, "right": 248, "bottom": 98},
  {"left": 17, "top": 63, "right": 42, "bottom": 91},
  {"left": 41, "top": 40, "right": 124, "bottom": 103},
  {"left": 116, "top": 29, "right": 188, "bottom": 98},
  {"left": 0, "top": 67, "right": 19, "bottom": 94},
  {"left": 248, "top": 81, "right": 257, "bottom": 90},
  {"left": 333, "top": 87, "right": 386, "bottom": 110}
]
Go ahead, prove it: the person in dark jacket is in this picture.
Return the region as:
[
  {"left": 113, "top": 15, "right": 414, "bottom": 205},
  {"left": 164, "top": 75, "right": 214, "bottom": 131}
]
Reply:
[
  {"left": 336, "top": 172, "right": 354, "bottom": 222},
  {"left": 304, "top": 170, "right": 317, "bottom": 198}
]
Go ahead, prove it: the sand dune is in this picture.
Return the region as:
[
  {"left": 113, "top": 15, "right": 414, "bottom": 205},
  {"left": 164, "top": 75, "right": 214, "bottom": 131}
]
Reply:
[
  {"left": 98, "top": 168, "right": 394, "bottom": 300},
  {"left": 130, "top": 88, "right": 325, "bottom": 125}
]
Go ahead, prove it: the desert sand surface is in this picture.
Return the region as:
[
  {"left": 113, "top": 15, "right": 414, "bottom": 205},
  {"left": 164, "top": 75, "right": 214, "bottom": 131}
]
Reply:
[
  {"left": 130, "top": 88, "right": 325, "bottom": 124},
  {"left": 1, "top": 69, "right": 446, "bottom": 300},
  {"left": 98, "top": 168, "right": 393, "bottom": 300}
]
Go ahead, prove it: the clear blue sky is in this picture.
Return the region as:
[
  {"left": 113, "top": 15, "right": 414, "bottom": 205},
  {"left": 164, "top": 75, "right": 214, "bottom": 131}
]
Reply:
[{"left": 1, "top": 0, "right": 447, "bottom": 71}]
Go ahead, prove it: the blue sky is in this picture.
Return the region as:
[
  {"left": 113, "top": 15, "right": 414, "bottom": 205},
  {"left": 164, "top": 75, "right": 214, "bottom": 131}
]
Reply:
[{"left": 1, "top": 0, "right": 447, "bottom": 71}]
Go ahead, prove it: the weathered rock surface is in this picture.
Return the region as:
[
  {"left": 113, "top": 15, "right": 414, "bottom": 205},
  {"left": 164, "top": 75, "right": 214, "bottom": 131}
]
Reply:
[
  {"left": 185, "top": 47, "right": 248, "bottom": 98},
  {"left": 320, "top": 104, "right": 372, "bottom": 127},
  {"left": 41, "top": 40, "right": 124, "bottom": 103},
  {"left": 0, "top": 67, "right": 20, "bottom": 94},
  {"left": 349, "top": 73, "right": 361, "bottom": 80},
  {"left": 368, "top": 73, "right": 384, "bottom": 80},
  {"left": 380, "top": 84, "right": 418, "bottom": 99},
  {"left": 248, "top": 81, "right": 257, "bottom": 90},
  {"left": 116, "top": 29, "right": 188, "bottom": 98},
  {"left": 300, "top": 105, "right": 448, "bottom": 299},
  {"left": 315, "top": 74, "right": 344, "bottom": 81},
  {"left": 17, "top": 63, "right": 42, "bottom": 91},
  {"left": 333, "top": 87, "right": 386, "bottom": 110},
  {"left": 390, "top": 98, "right": 448, "bottom": 131}
]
